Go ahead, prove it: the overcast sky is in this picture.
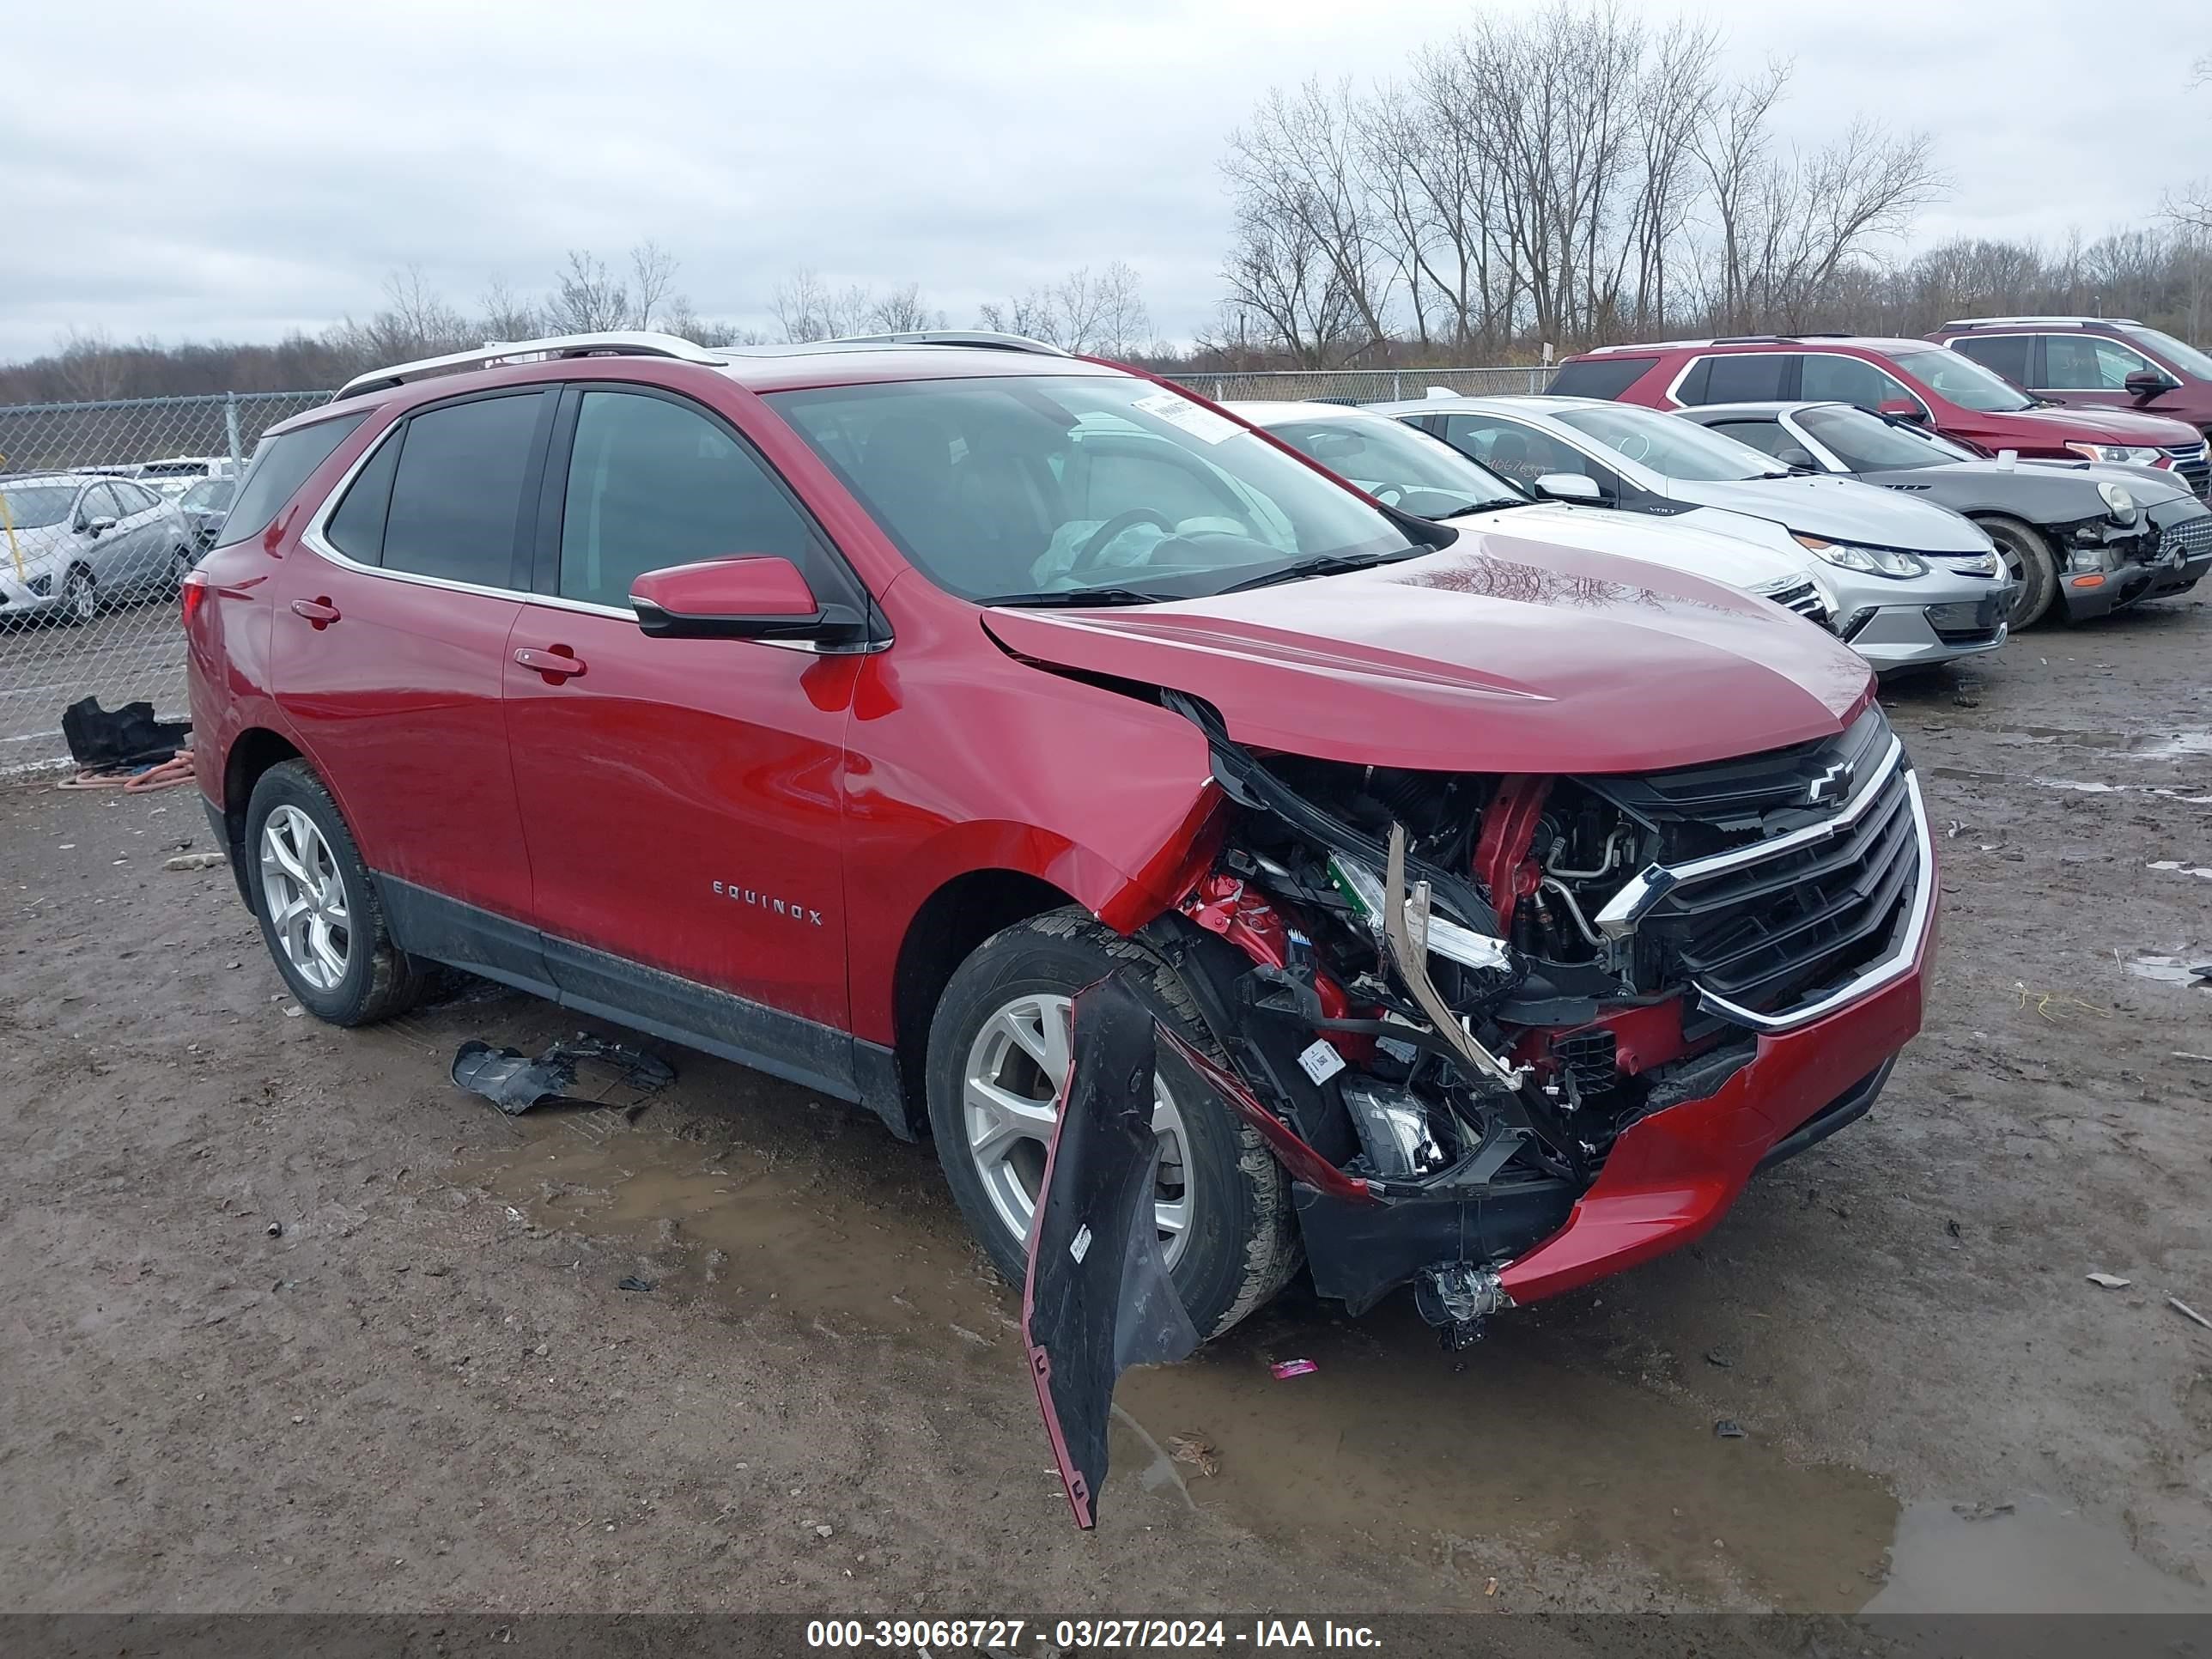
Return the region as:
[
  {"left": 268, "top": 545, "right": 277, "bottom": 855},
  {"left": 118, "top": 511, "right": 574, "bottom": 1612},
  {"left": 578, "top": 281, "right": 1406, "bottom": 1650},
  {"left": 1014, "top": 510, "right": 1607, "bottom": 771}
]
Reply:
[{"left": 3, "top": 0, "right": 2208, "bottom": 365}]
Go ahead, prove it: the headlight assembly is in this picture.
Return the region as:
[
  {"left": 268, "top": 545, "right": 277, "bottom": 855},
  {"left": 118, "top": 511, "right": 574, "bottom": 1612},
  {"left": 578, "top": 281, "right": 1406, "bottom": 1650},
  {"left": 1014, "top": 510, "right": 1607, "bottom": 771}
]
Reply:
[
  {"left": 2066, "top": 442, "right": 2163, "bottom": 466},
  {"left": 2097, "top": 481, "right": 2137, "bottom": 521},
  {"left": 1791, "top": 532, "right": 1929, "bottom": 580}
]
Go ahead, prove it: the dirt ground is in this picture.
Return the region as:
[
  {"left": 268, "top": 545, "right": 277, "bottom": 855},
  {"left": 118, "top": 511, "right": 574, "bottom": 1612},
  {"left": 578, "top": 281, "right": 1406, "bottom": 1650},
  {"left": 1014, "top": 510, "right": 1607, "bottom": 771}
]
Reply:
[{"left": 3, "top": 596, "right": 2211, "bottom": 1623}]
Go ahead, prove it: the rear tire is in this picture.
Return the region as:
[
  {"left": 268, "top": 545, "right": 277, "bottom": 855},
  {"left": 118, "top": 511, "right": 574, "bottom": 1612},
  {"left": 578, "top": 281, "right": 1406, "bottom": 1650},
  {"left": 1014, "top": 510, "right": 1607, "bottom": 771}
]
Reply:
[
  {"left": 924, "top": 908, "right": 1299, "bottom": 1338},
  {"left": 1982, "top": 516, "right": 2057, "bottom": 629},
  {"left": 245, "top": 760, "right": 424, "bottom": 1026},
  {"left": 167, "top": 544, "right": 194, "bottom": 597}
]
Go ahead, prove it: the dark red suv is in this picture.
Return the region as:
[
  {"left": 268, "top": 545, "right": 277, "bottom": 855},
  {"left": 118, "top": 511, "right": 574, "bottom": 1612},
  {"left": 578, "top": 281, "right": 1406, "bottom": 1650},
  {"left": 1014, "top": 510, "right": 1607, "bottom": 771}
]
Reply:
[
  {"left": 1929, "top": 316, "right": 2212, "bottom": 476},
  {"left": 1556, "top": 334, "right": 2208, "bottom": 496},
  {"left": 185, "top": 330, "right": 1936, "bottom": 1343}
]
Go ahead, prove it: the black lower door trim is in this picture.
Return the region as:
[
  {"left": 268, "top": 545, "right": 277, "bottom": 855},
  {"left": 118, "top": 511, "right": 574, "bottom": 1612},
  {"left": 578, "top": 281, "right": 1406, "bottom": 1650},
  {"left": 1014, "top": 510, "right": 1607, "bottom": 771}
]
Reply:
[{"left": 374, "top": 874, "right": 905, "bottom": 1127}]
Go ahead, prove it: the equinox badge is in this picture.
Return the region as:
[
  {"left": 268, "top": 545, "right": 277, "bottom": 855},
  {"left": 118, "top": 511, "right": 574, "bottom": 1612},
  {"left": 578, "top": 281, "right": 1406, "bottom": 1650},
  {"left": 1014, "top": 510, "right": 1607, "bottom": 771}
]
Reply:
[{"left": 712, "top": 881, "right": 823, "bottom": 927}]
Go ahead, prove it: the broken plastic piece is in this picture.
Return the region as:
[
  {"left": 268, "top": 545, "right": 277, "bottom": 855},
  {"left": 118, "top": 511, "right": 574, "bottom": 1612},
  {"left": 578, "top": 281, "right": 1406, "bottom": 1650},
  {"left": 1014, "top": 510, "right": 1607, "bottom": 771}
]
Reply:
[
  {"left": 1024, "top": 973, "right": 1200, "bottom": 1531},
  {"left": 2085, "top": 1271, "right": 2132, "bottom": 1289},
  {"left": 1269, "top": 1358, "right": 1318, "bottom": 1379},
  {"left": 449, "top": 1033, "right": 676, "bottom": 1115},
  {"left": 1715, "top": 1419, "right": 1747, "bottom": 1438}
]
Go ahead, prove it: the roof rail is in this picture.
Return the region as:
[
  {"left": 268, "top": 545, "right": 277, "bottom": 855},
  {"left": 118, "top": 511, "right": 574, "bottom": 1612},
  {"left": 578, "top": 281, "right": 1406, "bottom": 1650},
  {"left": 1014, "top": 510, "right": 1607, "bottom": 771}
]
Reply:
[
  {"left": 1940, "top": 315, "right": 2142, "bottom": 331},
  {"left": 334, "top": 331, "right": 734, "bottom": 401},
  {"left": 817, "top": 329, "right": 1071, "bottom": 356}
]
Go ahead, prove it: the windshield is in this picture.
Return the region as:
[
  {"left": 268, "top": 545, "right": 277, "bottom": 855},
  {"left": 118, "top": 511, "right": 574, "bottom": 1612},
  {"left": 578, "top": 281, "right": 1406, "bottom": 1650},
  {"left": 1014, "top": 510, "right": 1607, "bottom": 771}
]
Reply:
[
  {"left": 767, "top": 374, "right": 1426, "bottom": 603},
  {"left": 1797, "top": 404, "right": 1960, "bottom": 471},
  {"left": 0, "top": 484, "right": 78, "bottom": 529},
  {"left": 180, "top": 478, "right": 235, "bottom": 511},
  {"left": 1256, "top": 411, "right": 1523, "bottom": 516},
  {"left": 1549, "top": 403, "right": 1784, "bottom": 482},
  {"left": 1886, "top": 348, "right": 2034, "bottom": 412},
  {"left": 2121, "top": 325, "right": 2212, "bottom": 382}
]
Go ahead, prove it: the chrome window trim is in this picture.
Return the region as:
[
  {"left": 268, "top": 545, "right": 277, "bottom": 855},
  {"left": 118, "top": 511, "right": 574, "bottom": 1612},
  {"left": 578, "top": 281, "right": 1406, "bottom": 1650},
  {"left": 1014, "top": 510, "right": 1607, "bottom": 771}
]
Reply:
[
  {"left": 296, "top": 410, "right": 885, "bottom": 655},
  {"left": 1593, "top": 734, "right": 1932, "bottom": 1034}
]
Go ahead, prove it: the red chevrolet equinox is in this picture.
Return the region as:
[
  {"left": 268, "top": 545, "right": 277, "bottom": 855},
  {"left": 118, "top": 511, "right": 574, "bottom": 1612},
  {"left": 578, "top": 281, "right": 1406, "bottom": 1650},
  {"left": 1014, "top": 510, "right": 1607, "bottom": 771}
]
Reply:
[
  {"left": 1557, "top": 334, "right": 2206, "bottom": 495},
  {"left": 185, "top": 330, "right": 1937, "bottom": 1340}
]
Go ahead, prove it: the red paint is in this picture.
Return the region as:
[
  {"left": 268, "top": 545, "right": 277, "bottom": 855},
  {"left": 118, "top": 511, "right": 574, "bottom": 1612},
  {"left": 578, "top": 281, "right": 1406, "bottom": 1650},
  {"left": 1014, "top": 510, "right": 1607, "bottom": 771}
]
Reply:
[
  {"left": 184, "top": 340, "right": 1932, "bottom": 1315},
  {"left": 1498, "top": 897, "right": 1937, "bottom": 1304},
  {"left": 1589, "top": 336, "right": 2199, "bottom": 463},
  {"left": 1474, "top": 775, "right": 1549, "bottom": 931}
]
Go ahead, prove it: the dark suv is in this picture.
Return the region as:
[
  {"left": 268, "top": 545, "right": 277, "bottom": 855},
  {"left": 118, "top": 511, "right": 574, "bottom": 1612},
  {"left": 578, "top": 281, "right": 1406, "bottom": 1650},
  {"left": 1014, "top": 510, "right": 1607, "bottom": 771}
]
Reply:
[
  {"left": 1555, "top": 334, "right": 2209, "bottom": 497},
  {"left": 1931, "top": 316, "right": 2212, "bottom": 460},
  {"left": 183, "top": 329, "right": 1935, "bottom": 1346}
]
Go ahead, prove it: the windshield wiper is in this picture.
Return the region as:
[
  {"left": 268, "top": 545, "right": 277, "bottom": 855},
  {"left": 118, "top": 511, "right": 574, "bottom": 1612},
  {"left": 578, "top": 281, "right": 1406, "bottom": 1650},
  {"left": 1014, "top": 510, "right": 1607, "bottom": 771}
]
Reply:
[
  {"left": 1431, "top": 497, "right": 1522, "bottom": 518},
  {"left": 986, "top": 587, "right": 1176, "bottom": 609},
  {"left": 1218, "top": 548, "right": 1424, "bottom": 594}
]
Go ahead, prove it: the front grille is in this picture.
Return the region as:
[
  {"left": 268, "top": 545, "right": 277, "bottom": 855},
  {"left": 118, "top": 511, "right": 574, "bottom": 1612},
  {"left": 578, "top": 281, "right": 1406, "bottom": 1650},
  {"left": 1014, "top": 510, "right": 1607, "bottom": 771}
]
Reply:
[
  {"left": 2157, "top": 512, "right": 2212, "bottom": 562},
  {"left": 1583, "top": 708, "right": 1928, "bottom": 1024},
  {"left": 1925, "top": 592, "right": 2006, "bottom": 644},
  {"left": 2168, "top": 441, "right": 2209, "bottom": 499},
  {"left": 1759, "top": 578, "right": 1835, "bottom": 630}
]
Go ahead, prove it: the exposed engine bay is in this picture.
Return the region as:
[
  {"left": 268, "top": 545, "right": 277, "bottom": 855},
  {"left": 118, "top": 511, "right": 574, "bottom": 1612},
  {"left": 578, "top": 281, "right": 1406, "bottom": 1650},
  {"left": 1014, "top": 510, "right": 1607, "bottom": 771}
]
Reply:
[{"left": 1138, "top": 690, "right": 1919, "bottom": 1345}]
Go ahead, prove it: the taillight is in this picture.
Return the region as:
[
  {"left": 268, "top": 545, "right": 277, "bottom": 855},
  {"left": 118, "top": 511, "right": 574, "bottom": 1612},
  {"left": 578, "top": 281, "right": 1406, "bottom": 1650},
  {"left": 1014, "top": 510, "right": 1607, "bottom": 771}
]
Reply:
[{"left": 179, "top": 568, "right": 210, "bottom": 624}]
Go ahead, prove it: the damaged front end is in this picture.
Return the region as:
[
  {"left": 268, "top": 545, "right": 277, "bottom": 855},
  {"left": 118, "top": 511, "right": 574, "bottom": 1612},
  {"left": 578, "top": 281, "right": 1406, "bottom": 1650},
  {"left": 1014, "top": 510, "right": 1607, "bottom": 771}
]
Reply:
[{"left": 1124, "top": 690, "right": 1933, "bottom": 1346}]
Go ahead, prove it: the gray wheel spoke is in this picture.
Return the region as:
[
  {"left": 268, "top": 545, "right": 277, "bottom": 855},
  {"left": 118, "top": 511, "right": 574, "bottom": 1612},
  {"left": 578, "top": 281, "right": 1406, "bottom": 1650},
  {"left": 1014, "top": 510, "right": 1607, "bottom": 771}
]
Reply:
[
  {"left": 259, "top": 805, "right": 349, "bottom": 992},
  {"left": 963, "top": 1075, "right": 1056, "bottom": 1161}
]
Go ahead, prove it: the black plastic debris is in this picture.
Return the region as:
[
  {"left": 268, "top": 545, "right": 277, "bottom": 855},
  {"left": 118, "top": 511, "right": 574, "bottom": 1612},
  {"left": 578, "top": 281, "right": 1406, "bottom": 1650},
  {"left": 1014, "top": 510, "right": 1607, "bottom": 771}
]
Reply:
[
  {"left": 617, "top": 1276, "right": 657, "bottom": 1293},
  {"left": 63, "top": 696, "right": 190, "bottom": 769},
  {"left": 1024, "top": 972, "right": 1200, "bottom": 1531},
  {"left": 1715, "top": 1419, "right": 1747, "bottom": 1438},
  {"left": 450, "top": 1033, "right": 676, "bottom": 1115}
]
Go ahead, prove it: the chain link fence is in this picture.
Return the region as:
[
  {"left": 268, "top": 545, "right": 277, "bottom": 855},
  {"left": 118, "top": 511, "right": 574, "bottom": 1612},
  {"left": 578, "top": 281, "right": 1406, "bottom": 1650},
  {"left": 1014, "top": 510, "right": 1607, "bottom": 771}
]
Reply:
[
  {"left": 1, "top": 391, "right": 328, "bottom": 773},
  {"left": 1171, "top": 364, "right": 1553, "bottom": 404},
  {"left": 1, "top": 366, "right": 1540, "bottom": 771}
]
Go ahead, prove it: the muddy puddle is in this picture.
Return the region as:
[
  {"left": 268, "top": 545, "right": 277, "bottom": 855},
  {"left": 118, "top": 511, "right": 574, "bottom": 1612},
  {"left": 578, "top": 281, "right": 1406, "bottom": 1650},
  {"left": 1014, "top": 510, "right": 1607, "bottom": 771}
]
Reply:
[
  {"left": 451, "top": 1107, "right": 1904, "bottom": 1608},
  {"left": 1869, "top": 1495, "right": 2212, "bottom": 1613}
]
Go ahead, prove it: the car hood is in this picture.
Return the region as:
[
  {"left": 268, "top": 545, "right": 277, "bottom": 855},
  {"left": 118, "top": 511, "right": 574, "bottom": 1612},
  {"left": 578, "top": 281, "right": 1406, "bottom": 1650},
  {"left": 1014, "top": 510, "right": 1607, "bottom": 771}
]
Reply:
[
  {"left": 1437, "top": 501, "right": 1814, "bottom": 591},
  {"left": 1985, "top": 404, "right": 2202, "bottom": 446},
  {"left": 1869, "top": 459, "right": 2197, "bottom": 512},
  {"left": 1663, "top": 475, "right": 1991, "bottom": 553},
  {"left": 981, "top": 538, "right": 1874, "bottom": 775}
]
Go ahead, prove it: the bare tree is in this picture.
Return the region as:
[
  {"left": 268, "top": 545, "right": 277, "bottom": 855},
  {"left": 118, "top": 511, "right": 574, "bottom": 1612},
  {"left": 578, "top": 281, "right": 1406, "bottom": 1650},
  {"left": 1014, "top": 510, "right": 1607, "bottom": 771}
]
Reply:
[
  {"left": 479, "top": 276, "right": 541, "bottom": 343},
  {"left": 866, "top": 282, "right": 945, "bottom": 333},
  {"left": 543, "top": 251, "right": 631, "bottom": 334},
  {"left": 52, "top": 327, "right": 129, "bottom": 401},
  {"left": 629, "top": 240, "right": 682, "bottom": 331},
  {"left": 771, "top": 268, "right": 880, "bottom": 342},
  {"left": 326, "top": 266, "right": 471, "bottom": 367}
]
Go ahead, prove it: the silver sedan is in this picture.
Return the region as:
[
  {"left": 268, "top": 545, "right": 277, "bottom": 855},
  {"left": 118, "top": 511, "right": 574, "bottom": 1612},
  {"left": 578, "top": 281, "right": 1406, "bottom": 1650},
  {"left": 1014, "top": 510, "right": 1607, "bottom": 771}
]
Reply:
[{"left": 1, "top": 473, "right": 198, "bottom": 628}]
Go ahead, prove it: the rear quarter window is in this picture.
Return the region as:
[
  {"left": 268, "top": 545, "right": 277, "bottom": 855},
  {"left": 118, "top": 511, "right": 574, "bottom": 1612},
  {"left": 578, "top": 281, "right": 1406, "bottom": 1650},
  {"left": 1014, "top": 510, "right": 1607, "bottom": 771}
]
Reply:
[
  {"left": 213, "top": 413, "right": 368, "bottom": 548},
  {"left": 1546, "top": 356, "right": 1659, "bottom": 400},
  {"left": 1952, "top": 335, "right": 2033, "bottom": 386}
]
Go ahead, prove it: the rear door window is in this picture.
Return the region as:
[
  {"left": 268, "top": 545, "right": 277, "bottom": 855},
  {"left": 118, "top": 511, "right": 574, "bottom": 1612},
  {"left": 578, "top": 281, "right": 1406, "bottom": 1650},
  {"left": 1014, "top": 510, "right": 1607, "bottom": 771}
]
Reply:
[
  {"left": 1546, "top": 356, "right": 1657, "bottom": 399},
  {"left": 1438, "top": 415, "right": 1610, "bottom": 493},
  {"left": 380, "top": 392, "right": 550, "bottom": 589},
  {"left": 213, "top": 413, "right": 368, "bottom": 548},
  {"left": 1799, "top": 354, "right": 1914, "bottom": 410},
  {"left": 556, "top": 388, "right": 819, "bottom": 608},
  {"left": 1950, "top": 334, "right": 2033, "bottom": 386},
  {"left": 1691, "top": 354, "right": 1792, "bottom": 404}
]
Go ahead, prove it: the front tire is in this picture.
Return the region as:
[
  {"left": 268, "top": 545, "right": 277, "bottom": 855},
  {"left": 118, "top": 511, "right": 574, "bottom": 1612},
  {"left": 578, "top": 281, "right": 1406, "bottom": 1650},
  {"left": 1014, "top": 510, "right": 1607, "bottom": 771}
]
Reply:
[
  {"left": 58, "top": 566, "right": 97, "bottom": 626},
  {"left": 925, "top": 909, "right": 1299, "bottom": 1338},
  {"left": 245, "top": 760, "right": 423, "bottom": 1025},
  {"left": 1982, "top": 516, "right": 2057, "bottom": 629}
]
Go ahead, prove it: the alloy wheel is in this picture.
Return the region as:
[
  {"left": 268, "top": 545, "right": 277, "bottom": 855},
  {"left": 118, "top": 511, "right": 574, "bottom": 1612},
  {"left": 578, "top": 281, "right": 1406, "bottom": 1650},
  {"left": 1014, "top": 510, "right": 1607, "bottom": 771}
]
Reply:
[
  {"left": 258, "top": 805, "right": 351, "bottom": 990},
  {"left": 960, "top": 991, "right": 1194, "bottom": 1266}
]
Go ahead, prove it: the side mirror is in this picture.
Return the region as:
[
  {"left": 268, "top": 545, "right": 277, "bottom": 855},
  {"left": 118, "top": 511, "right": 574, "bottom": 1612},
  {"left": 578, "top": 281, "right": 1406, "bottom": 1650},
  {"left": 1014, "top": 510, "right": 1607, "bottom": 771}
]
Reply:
[
  {"left": 1777, "top": 445, "right": 1817, "bottom": 470},
  {"left": 2123, "top": 367, "right": 2174, "bottom": 402},
  {"left": 1532, "top": 472, "right": 1603, "bottom": 503},
  {"left": 82, "top": 515, "right": 118, "bottom": 538},
  {"left": 1875, "top": 398, "right": 1926, "bottom": 424},
  {"left": 630, "top": 556, "right": 870, "bottom": 647}
]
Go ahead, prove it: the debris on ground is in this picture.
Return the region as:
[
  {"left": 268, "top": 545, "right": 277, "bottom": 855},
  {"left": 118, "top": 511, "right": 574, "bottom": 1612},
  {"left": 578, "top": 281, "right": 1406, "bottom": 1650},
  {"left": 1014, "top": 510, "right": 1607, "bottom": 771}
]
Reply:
[
  {"left": 161, "top": 852, "right": 225, "bottom": 872},
  {"left": 617, "top": 1276, "right": 657, "bottom": 1293},
  {"left": 1714, "top": 1419, "right": 1747, "bottom": 1438},
  {"left": 1951, "top": 1501, "right": 2016, "bottom": 1522},
  {"left": 1946, "top": 1218, "right": 1964, "bottom": 1241},
  {"left": 1704, "top": 1349, "right": 1733, "bottom": 1369},
  {"left": 2170, "top": 1297, "right": 2212, "bottom": 1333},
  {"left": 450, "top": 1033, "right": 676, "bottom": 1116},
  {"left": 1270, "top": 1358, "right": 1318, "bottom": 1380},
  {"left": 281, "top": 1006, "right": 303, "bottom": 1018},
  {"left": 2086, "top": 1272, "right": 2132, "bottom": 1289},
  {"left": 2015, "top": 983, "right": 2107, "bottom": 1023},
  {"left": 1167, "top": 1434, "right": 1220, "bottom": 1477},
  {"left": 58, "top": 698, "right": 194, "bottom": 792}
]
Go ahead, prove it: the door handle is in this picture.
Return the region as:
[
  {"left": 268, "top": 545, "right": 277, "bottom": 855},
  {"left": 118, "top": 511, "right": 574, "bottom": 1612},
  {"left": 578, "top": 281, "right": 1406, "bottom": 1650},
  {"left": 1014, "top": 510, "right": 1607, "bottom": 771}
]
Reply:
[
  {"left": 290, "top": 597, "right": 341, "bottom": 629},
  {"left": 515, "top": 645, "right": 586, "bottom": 682}
]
